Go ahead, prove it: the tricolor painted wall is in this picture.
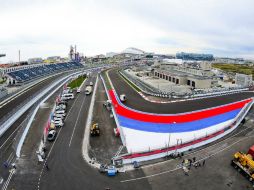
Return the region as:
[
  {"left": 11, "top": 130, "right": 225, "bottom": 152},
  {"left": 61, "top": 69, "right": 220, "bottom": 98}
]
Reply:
[{"left": 109, "top": 89, "right": 253, "bottom": 153}]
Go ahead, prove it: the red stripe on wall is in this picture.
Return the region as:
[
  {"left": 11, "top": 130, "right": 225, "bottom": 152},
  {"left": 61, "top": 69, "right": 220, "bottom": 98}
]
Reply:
[{"left": 109, "top": 90, "right": 251, "bottom": 123}]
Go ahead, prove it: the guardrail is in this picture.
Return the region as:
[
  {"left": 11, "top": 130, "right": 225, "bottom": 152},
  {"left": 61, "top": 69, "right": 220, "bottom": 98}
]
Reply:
[
  {"left": 0, "top": 68, "right": 90, "bottom": 138},
  {"left": 115, "top": 97, "right": 254, "bottom": 164},
  {"left": 15, "top": 73, "right": 77, "bottom": 157},
  {"left": 100, "top": 72, "right": 126, "bottom": 146},
  {"left": 13, "top": 65, "right": 109, "bottom": 158},
  {"left": 120, "top": 69, "right": 250, "bottom": 99}
]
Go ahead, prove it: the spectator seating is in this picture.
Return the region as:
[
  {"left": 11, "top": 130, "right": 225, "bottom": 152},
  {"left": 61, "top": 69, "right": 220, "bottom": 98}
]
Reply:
[{"left": 7, "top": 62, "right": 83, "bottom": 83}]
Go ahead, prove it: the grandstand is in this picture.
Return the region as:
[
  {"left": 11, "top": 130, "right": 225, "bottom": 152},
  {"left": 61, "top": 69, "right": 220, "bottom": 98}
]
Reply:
[{"left": 6, "top": 62, "right": 83, "bottom": 85}]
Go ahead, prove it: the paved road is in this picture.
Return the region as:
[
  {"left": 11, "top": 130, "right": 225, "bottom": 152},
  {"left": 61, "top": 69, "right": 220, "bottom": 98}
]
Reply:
[
  {"left": 0, "top": 71, "right": 76, "bottom": 189},
  {"left": 108, "top": 69, "right": 254, "bottom": 114},
  {"left": 38, "top": 73, "right": 150, "bottom": 190},
  {"left": 4, "top": 71, "right": 254, "bottom": 190}
]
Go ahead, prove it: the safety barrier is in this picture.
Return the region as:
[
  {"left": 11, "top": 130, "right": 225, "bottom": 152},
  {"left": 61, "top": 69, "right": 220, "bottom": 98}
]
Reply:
[
  {"left": 120, "top": 69, "right": 250, "bottom": 99},
  {"left": 15, "top": 66, "right": 107, "bottom": 158},
  {"left": 113, "top": 98, "right": 254, "bottom": 164},
  {"left": 100, "top": 72, "right": 126, "bottom": 146}
]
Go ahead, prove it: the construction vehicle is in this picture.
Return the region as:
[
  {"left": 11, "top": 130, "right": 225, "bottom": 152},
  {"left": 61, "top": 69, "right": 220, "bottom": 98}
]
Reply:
[
  {"left": 90, "top": 123, "right": 100, "bottom": 136},
  {"left": 231, "top": 145, "right": 254, "bottom": 183}
]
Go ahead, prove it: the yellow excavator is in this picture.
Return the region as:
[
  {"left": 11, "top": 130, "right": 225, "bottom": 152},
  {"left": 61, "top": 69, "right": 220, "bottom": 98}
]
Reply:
[
  {"left": 231, "top": 149, "right": 254, "bottom": 183},
  {"left": 90, "top": 123, "right": 100, "bottom": 136}
]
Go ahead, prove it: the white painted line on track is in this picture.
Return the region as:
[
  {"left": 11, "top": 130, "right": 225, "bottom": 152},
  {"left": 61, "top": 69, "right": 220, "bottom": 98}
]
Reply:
[
  {"left": 120, "top": 134, "right": 254, "bottom": 183},
  {"left": 0, "top": 120, "right": 24, "bottom": 150},
  {"left": 68, "top": 94, "right": 86, "bottom": 147},
  {"left": 37, "top": 127, "right": 62, "bottom": 190},
  {"left": 6, "top": 152, "right": 14, "bottom": 163},
  {"left": 65, "top": 94, "right": 80, "bottom": 120},
  {"left": 1, "top": 169, "right": 15, "bottom": 190},
  {"left": 37, "top": 85, "right": 81, "bottom": 190},
  {"left": 140, "top": 123, "right": 252, "bottom": 170}
]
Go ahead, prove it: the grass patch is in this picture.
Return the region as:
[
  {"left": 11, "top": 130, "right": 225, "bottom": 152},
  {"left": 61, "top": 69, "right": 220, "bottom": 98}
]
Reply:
[
  {"left": 68, "top": 75, "right": 86, "bottom": 89},
  {"left": 118, "top": 71, "right": 141, "bottom": 92},
  {"left": 213, "top": 63, "right": 254, "bottom": 79},
  {"left": 101, "top": 70, "right": 112, "bottom": 90}
]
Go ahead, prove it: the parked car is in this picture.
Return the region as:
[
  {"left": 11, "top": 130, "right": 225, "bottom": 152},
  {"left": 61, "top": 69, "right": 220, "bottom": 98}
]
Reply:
[
  {"left": 55, "top": 110, "right": 66, "bottom": 116},
  {"left": 77, "top": 88, "right": 81, "bottom": 93},
  {"left": 53, "top": 114, "right": 65, "bottom": 119},
  {"left": 47, "top": 130, "right": 57, "bottom": 141},
  {"left": 53, "top": 120, "right": 64, "bottom": 127},
  {"left": 53, "top": 114, "right": 64, "bottom": 120},
  {"left": 56, "top": 105, "right": 66, "bottom": 110},
  {"left": 53, "top": 117, "right": 63, "bottom": 123},
  {"left": 58, "top": 100, "right": 67, "bottom": 106},
  {"left": 61, "top": 93, "right": 74, "bottom": 100}
]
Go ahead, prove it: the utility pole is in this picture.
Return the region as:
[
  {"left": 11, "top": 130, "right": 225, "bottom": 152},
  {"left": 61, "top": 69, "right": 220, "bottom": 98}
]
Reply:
[{"left": 18, "top": 50, "right": 21, "bottom": 63}]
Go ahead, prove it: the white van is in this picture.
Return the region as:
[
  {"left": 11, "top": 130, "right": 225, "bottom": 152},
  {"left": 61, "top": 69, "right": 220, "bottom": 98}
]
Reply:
[
  {"left": 61, "top": 93, "right": 74, "bottom": 100},
  {"left": 85, "top": 86, "right": 93, "bottom": 95}
]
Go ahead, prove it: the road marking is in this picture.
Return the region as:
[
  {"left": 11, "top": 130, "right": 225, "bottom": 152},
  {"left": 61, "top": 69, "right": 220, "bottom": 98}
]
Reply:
[
  {"left": 139, "top": 124, "right": 252, "bottom": 170},
  {"left": 6, "top": 152, "right": 14, "bottom": 163},
  {"left": 37, "top": 83, "right": 83, "bottom": 190},
  {"left": 37, "top": 128, "right": 62, "bottom": 190},
  {"left": 68, "top": 93, "right": 87, "bottom": 147},
  {"left": 120, "top": 134, "right": 254, "bottom": 183},
  {"left": 0, "top": 116, "right": 27, "bottom": 150},
  {"left": 64, "top": 95, "right": 80, "bottom": 121},
  {"left": 1, "top": 169, "right": 15, "bottom": 190}
]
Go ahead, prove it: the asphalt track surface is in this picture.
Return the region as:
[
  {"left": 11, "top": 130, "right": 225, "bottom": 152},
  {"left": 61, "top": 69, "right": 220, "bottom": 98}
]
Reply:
[
  {"left": 4, "top": 71, "right": 254, "bottom": 190},
  {"left": 0, "top": 73, "right": 71, "bottom": 118},
  {"left": 0, "top": 72, "right": 73, "bottom": 152},
  {"left": 108, "top": 69, "right": 254, "bottom": 114},
  {"left": 38, "top": 73, "right": 150, "bottom": 190},
  {"left": 0, "top": 71, "right": 75, "bottom": 189}
]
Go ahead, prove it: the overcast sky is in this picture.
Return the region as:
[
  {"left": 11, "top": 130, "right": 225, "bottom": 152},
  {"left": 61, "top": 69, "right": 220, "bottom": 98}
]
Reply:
[{"left": 0, "top": 0, "right": 254, "bottom": 63}]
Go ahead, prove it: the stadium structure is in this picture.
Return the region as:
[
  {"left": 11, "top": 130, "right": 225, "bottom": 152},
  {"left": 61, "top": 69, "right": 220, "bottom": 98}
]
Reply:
[
  {"left": 176, "top": 52, "right": 214, "bottom": 61},
  {"left": 5, "top": 62, "right": 83, "bottom": 85}
]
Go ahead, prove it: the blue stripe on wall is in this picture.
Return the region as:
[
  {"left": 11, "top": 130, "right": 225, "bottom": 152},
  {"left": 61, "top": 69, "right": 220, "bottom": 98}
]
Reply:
[{"left": 117, "top": 109, "right": 241, "bottom": 133}]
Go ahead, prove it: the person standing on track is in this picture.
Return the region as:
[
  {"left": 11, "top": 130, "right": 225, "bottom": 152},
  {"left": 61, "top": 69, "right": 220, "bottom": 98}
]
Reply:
[{"left": 45, "top": 162, "right": 49, "bottom": 171}]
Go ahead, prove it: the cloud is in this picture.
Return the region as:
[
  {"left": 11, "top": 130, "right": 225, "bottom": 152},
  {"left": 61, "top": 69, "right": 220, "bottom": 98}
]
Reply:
[{"left": 0, "top": 0, "right": 254, "bottom": 63}]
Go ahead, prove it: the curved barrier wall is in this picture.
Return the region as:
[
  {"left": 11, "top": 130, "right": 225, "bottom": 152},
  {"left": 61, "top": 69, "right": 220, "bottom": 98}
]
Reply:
[{"left": 109, "top": 89, "right": 253, "bottom": 154}]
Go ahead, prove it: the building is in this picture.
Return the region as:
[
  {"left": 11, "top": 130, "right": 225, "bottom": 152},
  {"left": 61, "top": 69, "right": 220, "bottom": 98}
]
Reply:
[
  {"left": 153, "top": 62, "right": 214, "bottom": 89},
  {"left": 235, "top": 73, "right": 252, "bottom": 87},
  {"left": 176, "top": 52, "right": 214, "bottom": 61},
  {"left": 46, "top": 56, "right": 61, "bottom": 62},
  {"left": 213, "top": 57, "right": 244, "bottom": 64},
  {"left": 28, "top": 57, "right": 43, "bottom": 64}
]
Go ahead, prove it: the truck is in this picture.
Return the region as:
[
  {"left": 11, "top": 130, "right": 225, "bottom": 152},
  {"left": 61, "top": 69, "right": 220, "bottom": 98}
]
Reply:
[
  {"left": 231, "top": 145, "right": 254, "bottom": 183},
  {"left": 85, "top": 86, "right": 93, "bottom": 95}
]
